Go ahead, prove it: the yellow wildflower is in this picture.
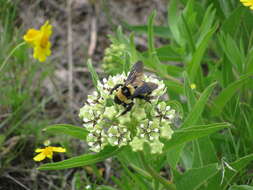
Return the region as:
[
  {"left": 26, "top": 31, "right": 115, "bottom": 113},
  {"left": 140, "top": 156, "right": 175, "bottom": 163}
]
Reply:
[
  {"left": 33, "top": 146, "right": 66, "bottom": 162},
  {"left": 23, "top": 21, "right": 52, "bottom": 62},
  {"left": 190, "top": 83, "right": 196, "bottom": 90},
  {"left": 240, "top": 0, "right": 253, "bottom": 10}
]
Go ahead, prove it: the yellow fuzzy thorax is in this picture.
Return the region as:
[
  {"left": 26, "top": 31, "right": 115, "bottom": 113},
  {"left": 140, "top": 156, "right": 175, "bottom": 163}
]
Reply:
[{"left": 115, "top": 85, "right": 135, "bottom": 104}]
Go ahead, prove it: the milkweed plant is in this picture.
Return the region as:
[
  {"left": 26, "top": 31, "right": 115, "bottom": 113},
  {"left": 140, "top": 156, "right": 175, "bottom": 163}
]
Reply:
[
  {"left": 3, "top": 0, "right": 253, "bottom": 189},
  {"left": 79, "top": 73, "right": 175, "bottom": 154}
]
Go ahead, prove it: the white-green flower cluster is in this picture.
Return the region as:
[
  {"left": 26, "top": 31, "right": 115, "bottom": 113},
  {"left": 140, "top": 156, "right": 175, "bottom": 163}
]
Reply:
[
  {"left": 79, "top": 72, "right": 176, "bottom": 153},
  {"left": 103, "top": 44, "right": 126, "bottom": 72}
]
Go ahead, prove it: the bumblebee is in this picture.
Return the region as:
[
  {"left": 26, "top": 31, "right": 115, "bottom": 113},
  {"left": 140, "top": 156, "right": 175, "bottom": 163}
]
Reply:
[{"left": 110, "top": 61, "right": 158, "bottom": 115}]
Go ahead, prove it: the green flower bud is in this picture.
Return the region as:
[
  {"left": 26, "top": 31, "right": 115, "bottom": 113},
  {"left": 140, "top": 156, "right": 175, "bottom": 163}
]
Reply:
[
  {"left": 130, "top": 137, "right": 147, "bottom": 152},
  {"left": 132, "top": 106, "right": 146, "bottom": 121},
  {"left": 103, "top": 106, "right": 118, "bottom": 119},
  {"left": 119, "top": 44, "right": 125, "bottom": 50},
  {"left": 107, "top": 125, "right": 130, "bottom": 147},
  {"left": 160, "top": 120, "right": 173, "bottom": 139},
  {"left": 150, "top": 140, "right": 164, "bottom": 154}
]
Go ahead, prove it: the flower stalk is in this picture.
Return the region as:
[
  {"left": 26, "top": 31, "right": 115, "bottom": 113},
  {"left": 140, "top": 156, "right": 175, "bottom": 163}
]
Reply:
[{"left": 140, "top": 152, "right": 176, "bottom": 190}]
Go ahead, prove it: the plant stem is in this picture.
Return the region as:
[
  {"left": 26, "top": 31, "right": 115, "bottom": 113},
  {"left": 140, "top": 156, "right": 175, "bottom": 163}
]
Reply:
[
  {"left": 0, "top": 41, "right": 26, "bottom": 73},
  {"left": 140, "top": 152, "right": 177, "bottom": 190}
]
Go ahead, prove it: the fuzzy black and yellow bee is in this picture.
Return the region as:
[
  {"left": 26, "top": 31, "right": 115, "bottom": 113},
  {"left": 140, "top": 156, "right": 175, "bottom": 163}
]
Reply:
[{"left": 110, "top": 61, "right": 158, "bottom": 115}]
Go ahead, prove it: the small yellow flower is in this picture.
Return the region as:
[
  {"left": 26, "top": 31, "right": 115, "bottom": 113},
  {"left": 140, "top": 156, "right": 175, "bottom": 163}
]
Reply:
[
  {"left": 23, "top": 21, "right": 52, "bottom": 62},
  {"left": 190, "top": 83, "right": 196, "bottom": 90},
  {"left": 240, "top": 0, "right": 253, "bottom": 10},
  {"left": 33, "top": 146, "right": 66, "bottom": 162}
]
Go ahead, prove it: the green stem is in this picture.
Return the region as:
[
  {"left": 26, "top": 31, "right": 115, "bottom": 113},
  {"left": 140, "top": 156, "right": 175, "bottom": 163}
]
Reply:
[
  {"left": 140, "top": 152, "right": 177, "bottom": 190},
  {"left": 0, "top": 41, "right": 26, "bottom": 73}
]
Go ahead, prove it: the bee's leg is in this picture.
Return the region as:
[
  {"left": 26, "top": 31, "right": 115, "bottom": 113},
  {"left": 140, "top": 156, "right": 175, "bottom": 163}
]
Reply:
[
  {"left": 110, "top": 84, "right": 123, "bottom": 94},
  {"left": 120, "top": 102, "right": 134, "bottom": 116},
  {"left": 136, "top": 95, "right": 152, "bottom": 103}
]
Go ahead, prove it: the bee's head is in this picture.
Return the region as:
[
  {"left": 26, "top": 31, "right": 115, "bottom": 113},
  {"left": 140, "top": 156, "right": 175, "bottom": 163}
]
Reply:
[{"left": 121, "top": 86, "right": 131, "bottom": 97}]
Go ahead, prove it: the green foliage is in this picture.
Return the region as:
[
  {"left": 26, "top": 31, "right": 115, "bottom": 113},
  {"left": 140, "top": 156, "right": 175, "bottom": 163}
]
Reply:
[
  {"left": 38, "top": 146, "right": 121, "bottom": 170},
  {"left": 44, "top": 124, "right": 89, "bottom": 141},
  {"left": 39, "top": 0, "right": 253, "bottom": 188},
  {"left": 0, "top": 0, "right": 54, "bottom": 176},
  {"left": 2, "top": 0, "right": 253, "bottom": 189}
]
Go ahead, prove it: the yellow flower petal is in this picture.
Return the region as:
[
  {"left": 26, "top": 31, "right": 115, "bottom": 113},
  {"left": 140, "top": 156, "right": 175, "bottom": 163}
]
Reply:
[
  {"left": 52, "top": 147, "right": 66, "bottom": 152},
  {"left": 40, "top": 21, "right": 52, "bottom": 38},
  {"left": 35, "top": 148, "right": 44, "bottom": 153},
  {"left": 240, "top": 0, "right": 253, "bottom": 9},
  {"left": 46, "top": 151, "right": 53, "bottom": 159},
  {"left": 23, "top": 29, "right": 41, "bottom": 46},
  {"left": 190, "top": 83, "right": 196, "bottom": 90},
  {"left": 33, "top": 42, "right": 51, "bottom": 63},
  {"left": 33, "top": 152, "right": 46, "bottom": 161}
]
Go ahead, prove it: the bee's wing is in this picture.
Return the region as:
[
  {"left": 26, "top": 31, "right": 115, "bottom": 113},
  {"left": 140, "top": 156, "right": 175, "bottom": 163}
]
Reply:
[
  {"left": 125, "top": 61, "right": 144, "bottom": 86},
  {"left": 131, "top": 82, "right": 158, "bottom": 98}
]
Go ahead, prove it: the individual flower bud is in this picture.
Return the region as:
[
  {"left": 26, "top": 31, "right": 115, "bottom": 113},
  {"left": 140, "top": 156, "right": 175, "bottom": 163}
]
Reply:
[
  {"left": 119, "top": 44, "right": 126, "bottom": 50},
  {"left": 150, "top": 140, "right": 164, "bottom": 154},
  {"left": 79, "top": 105, "right": 94, "bottom": 121},
  {"left": 160, "top": 120, "right": 174, "bottom": 139},
  {"left": 137, "top": 119, "right": 160, "bottom": 140},
  {"left": 118, "top": 112, "right": 131, "bottom": 124},
  {"left": 129, "top": 137, "right": 147, "bottom": 152},
  {"left": 107, "top": 125, "right": 130, "bottom": 147},
  {"left": 103, "top": 106, "right": 118, "bottom": 119},
  {"left": 132, "top": 106, "right": 146, "bottom": 121}
]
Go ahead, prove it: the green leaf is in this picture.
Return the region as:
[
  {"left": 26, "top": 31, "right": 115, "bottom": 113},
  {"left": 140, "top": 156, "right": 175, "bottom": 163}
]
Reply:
[
  {"left": 183, "top": 71, "right": 197, "bottom": 110},
  {"left": 192, "top": 137, "right": 218, "bottom": 168},
  {"left": 218, "top": 33, "right": 245, "bottom": 73},
  {"left": 176, "top": 163, "right": 219, "bottom": 190},
  {"left": 96, "top": 185, "right": 119, "bottom": 190},
  {"left": 187, "top": 25, "right": 217, "bottom": 81},
  {"left": 221, "top": 6, "right": 244, "bottom": 36},
  {"left": 163, "top": 123, "right": 230, "bottom": 151},
  {"left": 204, "top": 154, "right": 253, "bottom": 190},
  {"left": 222, "top": 154, "right": 253, "bottom": 189},
  {"left": 38, "top": 146, "right": 121, "bottom": 170},
  {"left": 129, "top": 163, "right": 152, "bottom": 180},
  {"left": 123, "top": 24, "right": 171, "bottom": 39},
  {"left": 87, "top": 59, "right": 99, "bottom": 90},
  {"left": 148, "top": 11, "right": 156, "bottom": 57},
  {"left": 181, "top": 14, "right": 195, "bottom": 52},
  {"left": 0, "top": 134, "right": 5, "bottom": 147},
  {"left": 168, "top": 0, "right": 181, "bottom": 44},
  {"left": 142, "top": 45, "right": 183, "bottom": 62},
  {"left": 211, "top": 74, "right": 251, "bottom": 117},
  {"left": 167, "top": 144, "right": 185, "bottom": 169},
  {"left": 164, "top": 80, "right": 184, "bottom": 95},
  {"left": 44, "top": 124, "right": 88, "bottom": 141},
  {"left": 198, "top": 5, "right": 216, "bottom": 44},
  {"left": 229, "top": 185, "right": 253, "bottom": 190},
  {"left": 182, "top": 82, "right": 216, "bottom": 128}
]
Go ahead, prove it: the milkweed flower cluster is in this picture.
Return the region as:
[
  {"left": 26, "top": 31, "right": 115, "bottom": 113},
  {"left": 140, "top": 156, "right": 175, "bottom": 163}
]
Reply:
[
  {"left": 79, "top": 72, "right": 176, "bottom": 154},
  {"left": 240, "top": 0, "right": 253, "bottom": 10},
  {"left": 103, "top": 44, "right": 126, "bottom": 64},
  {"left": 102, "top": 43, "right": 126, "bottom": 72},
  {"left": 23, "top": 21, "right": 52, "bottom": 62}
]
